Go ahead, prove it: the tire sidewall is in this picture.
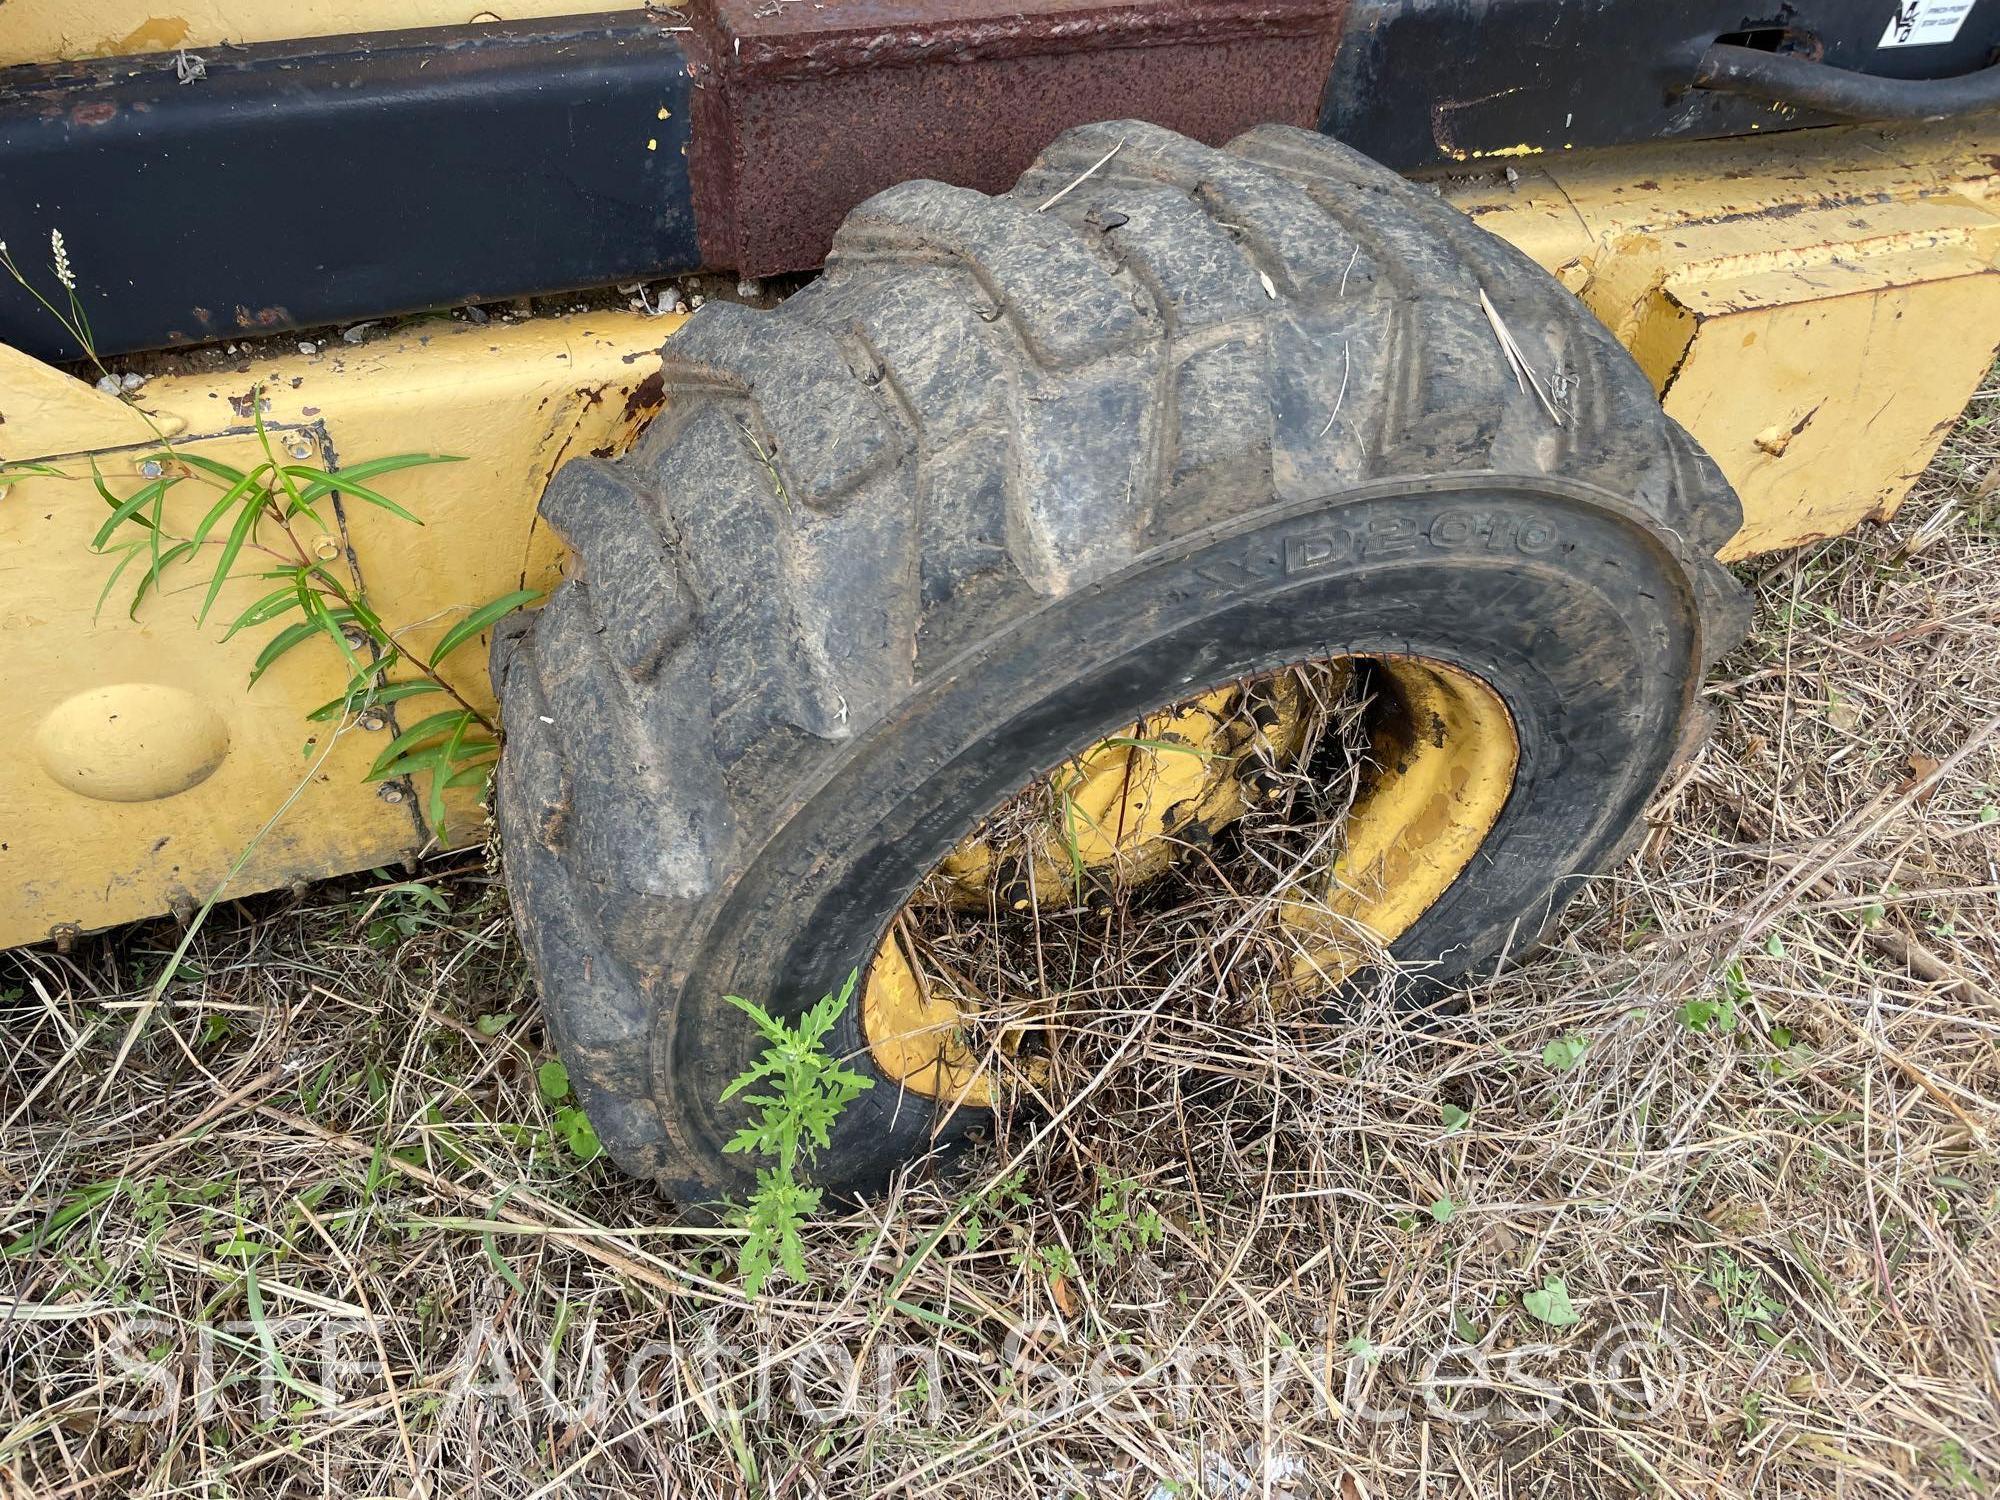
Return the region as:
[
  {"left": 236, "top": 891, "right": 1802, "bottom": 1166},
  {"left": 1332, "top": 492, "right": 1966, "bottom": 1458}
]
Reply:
[{"left": 659, "top": 476, "right": 1707, "bottom": 1195}]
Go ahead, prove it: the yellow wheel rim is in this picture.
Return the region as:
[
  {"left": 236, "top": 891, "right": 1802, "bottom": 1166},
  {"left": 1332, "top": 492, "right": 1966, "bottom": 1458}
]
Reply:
[
  {"left": 861, "top": 656, "right": 1518, "bottom": 1103},
  {"left": 1279, "top": 658, "right": 1519, "bottom": 983}
]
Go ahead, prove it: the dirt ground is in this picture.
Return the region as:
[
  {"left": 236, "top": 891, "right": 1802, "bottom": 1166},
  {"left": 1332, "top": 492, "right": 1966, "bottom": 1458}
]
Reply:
[{"left": 4, "top": 369, "right": 1997, "bottom": 1499}]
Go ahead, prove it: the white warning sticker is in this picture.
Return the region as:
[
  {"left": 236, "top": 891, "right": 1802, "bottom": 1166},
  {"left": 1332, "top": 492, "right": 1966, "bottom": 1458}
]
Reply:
[{"left": 1879, "top": 0, "right": 1977, "bottom": 46}]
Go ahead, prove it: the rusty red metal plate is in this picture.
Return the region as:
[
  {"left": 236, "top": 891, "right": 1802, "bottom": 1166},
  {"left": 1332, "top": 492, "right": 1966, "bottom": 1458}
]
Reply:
[{"left": 685, "top": 0, "right": 1350, "bottom": 277}]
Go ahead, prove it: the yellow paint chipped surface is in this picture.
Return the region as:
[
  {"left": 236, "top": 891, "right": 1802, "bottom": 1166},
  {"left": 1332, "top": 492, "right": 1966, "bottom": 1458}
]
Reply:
[
  {"left": 861, "top": 928, "right": 996, "bottom": 1107},
  {"left": 0, "top": 1, "right": 652, "bottom": 67},
  {"left": 1449, "top": 142, "right": 1546, "bottom": 161},
  {"left": 1444, "top": 115, "right": 2000, "bottom": 557},
  {"left": 1281, "top": 658, "right": 1517, "bottom": 984},
  {"left": 0, "top": 312, "right": 678, "bottom": 947},
  {"left": 932, "top": 679, "right": 1307, "bottom": 904},
  {"left": 863, "top": 659, "right": 1518, "bottom": 1098}
]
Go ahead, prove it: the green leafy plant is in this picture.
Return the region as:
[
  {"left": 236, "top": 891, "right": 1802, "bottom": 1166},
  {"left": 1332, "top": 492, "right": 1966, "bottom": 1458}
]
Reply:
[
  {"left": 1739, "top": 1390, "right": 1766, "bottom": 1439},
  {"left": 1706, "top": 1249, "right": 1785, "bottom": 1342},
  {"left": 90, "top": 409, "right": 530, "bottom": 831},
  {"left": 1676, "top": 991, "right": 1740, "bottom": 1035},
  {"left": 534, "top": 1058, "right": 603, "bottom": 1164},
  {"left": 358, "top": 873, "right": 453, "bottom": 948},
  {"left": 1540, "top": 1036, "right": 1588, "bottom": 1072},
  {"left": 719, "top": 972, "right": 874, "bottom": 1296},
  {"left": 1933, "top": 1437, "right": 1987, "bottom": 1493},
  {"left": 1018, "top": 1243, "right": 1080, "bottom": 1280},
  {"left": 1681, "top": 957, "right": 1761, "bottom": 1033},
  {"left": 1084, "top": 1166, "right": 1163, "bottom": 1261},
  {"left": 4, "top": 232, "right": 534, "bottom": 834},
  {"left": 960, "top": 1169, "right": 1033, "bottom": 1255},
  {"left": 1522, "top": 1274, "right": 1580, "bottom": 1328},
  {"left": 5, "top": 233, "right": 549, "bottom": 1095}
]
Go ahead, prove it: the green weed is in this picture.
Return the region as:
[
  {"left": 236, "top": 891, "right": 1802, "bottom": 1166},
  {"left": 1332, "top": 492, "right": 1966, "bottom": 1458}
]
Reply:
[
  {"left": 4, "top": 232, "right": 544, "bottom": 1094},
  {"left": 1540, "top": 1036, "right": 1588, "bottom": 1072},
  {"left": 961, "top": 1170, "right": 1032, "bottom": 1256},
  {"left": 1017, "top": 1243, "right": 1080, "bottom": 1280},
  {"left": 719, "top": 972, "right": 874, "bottom": 1296},
  {"left": 1521, "top": 1274, "right": 1580, "bottom": 1328},
  {"left": 359, "top": 873, "right": 454, "bottom": 948},
  {"left": 1706, "top": 1249, "right": 1786, "bottom": 1343},
  {"left": 1084, "top": 1166, "right": 1162, "bottom": 1261},
  {"left": 3, "top": 231, "right": 535, "bottom": 835},
  {"left": 1934, "top": 1438, "right": 1989, "bottom": 1493},
  {"left": 534, "top": 1059, "right": 604, "bottom": 1164}
]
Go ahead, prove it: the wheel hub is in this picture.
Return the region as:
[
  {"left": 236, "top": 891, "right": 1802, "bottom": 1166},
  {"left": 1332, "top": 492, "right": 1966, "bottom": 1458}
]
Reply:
[{"left": 861, "top": 655, "right": 1519, "bottom": 1102}]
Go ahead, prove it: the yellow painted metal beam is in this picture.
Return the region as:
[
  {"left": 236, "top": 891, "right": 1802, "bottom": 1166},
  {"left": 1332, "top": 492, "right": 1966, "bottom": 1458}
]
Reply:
[
  {"left": 1440, "top": 114, "right": 2000, "bottom": 558},
  {"left": 0, "top": 2, "right": 649, "bottom": 68},
  {"left": 0, "top": 313, "right": 676, "bottom": 948}
]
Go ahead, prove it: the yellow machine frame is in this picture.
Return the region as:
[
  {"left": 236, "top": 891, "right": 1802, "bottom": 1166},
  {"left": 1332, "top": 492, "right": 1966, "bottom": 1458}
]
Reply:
[
  {"left": 2, "top": 112, "right": 1996, "bottom": 949},
  {"left": 0, "top": 1, "right": 640, "bottom": 68}
]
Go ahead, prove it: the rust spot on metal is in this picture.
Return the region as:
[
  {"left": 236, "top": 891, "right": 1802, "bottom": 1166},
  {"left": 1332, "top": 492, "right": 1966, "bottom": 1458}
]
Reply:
[
  {"left": 71, "top": 101, "right": 116, "bottom": 127},
  {"left": 686, "top": 0, "right": 1350, "bottom": 278},
  {"left": 622, "top": 369, "right": 666, "bottom": 423}
]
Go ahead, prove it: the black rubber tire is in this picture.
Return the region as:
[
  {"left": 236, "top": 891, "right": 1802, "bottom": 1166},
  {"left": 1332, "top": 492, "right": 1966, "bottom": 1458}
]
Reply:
[{"left": 493, "top": 120, "right": 1749, "bottom": 1204}]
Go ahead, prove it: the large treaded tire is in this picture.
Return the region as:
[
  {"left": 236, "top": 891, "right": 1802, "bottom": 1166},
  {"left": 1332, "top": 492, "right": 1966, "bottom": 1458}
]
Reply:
[{"left": 493, "top": 120, "right": 1749, "bottom": 1203}]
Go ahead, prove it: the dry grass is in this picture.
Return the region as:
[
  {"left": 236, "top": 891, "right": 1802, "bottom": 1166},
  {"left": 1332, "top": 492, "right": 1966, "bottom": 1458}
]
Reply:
[{"left": 5, "top": 373, "right": 1998, "bottom": 1499}]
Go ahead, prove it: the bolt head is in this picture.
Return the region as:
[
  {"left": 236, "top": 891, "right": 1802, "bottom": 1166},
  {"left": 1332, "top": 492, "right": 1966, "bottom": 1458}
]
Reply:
[{"left": 377, "top": 782, "right": 407, "bottom": 805}]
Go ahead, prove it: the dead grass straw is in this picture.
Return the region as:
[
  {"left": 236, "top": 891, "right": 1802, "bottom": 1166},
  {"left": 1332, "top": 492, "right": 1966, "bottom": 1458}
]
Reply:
[{"left": 3, "top": 368, "right": 1997, "bottom": 1498}]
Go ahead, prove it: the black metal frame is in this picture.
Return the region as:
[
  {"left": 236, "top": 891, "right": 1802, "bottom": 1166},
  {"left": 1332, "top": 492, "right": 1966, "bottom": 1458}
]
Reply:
[
  {"left": 0, "top": 16, "right": 695, "bottom": 360},
  {"left": 1326, "top": 0, "right": 2000, "bottom": 166}
]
